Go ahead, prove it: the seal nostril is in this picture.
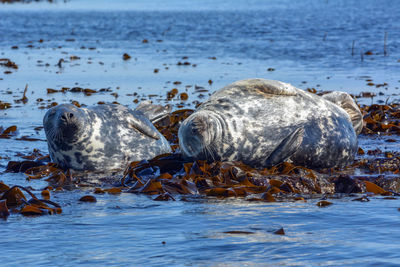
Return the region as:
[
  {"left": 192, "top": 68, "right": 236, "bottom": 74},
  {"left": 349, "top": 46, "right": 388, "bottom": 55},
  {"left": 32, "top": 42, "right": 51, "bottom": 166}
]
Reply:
[{"left": 61, "top": 112, "right": 73, "bottom": 122}]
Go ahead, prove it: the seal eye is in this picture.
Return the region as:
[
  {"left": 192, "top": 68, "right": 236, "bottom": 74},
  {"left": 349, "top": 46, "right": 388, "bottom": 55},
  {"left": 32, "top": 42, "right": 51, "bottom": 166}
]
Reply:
[{"left": 191, "top": 127, "right": 201, "bottom": 135}]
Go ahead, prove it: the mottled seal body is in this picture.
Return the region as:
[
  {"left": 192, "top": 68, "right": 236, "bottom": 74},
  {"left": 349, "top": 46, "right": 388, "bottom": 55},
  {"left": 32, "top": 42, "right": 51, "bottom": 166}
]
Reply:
[
  {"left": 44, "top": 103, "right": 171, "bottom": 171},
  {"left": 178, "top": 79, "right": 363, "bottom": 169}
]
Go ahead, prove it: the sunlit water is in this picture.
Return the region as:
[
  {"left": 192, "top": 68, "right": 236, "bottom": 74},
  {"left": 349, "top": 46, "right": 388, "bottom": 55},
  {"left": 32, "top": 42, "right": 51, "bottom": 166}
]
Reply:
[
  {"left": 2, "top": 191, "right": 400, "bottom": 266},
  {"left": 1, "top": 0, "right": 400, "bottom": 265}
]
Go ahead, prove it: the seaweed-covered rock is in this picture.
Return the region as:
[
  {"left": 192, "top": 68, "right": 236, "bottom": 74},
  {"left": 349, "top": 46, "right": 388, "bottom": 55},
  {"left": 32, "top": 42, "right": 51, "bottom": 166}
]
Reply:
[{"left": 330, "top": 175, "right": 363, "bottom": 194}]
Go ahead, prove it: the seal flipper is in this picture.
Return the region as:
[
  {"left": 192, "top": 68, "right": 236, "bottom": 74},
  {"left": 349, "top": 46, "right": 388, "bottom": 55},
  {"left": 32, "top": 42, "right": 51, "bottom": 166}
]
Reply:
[
  {"left": 263, "top": 127, "right": 305, "bottom": 167},
  {"left": 135, "top": 101, "right": 172, "bottom": 123},
  {"left": 127, "top": 115, "right": 160, "bottom": 140}
]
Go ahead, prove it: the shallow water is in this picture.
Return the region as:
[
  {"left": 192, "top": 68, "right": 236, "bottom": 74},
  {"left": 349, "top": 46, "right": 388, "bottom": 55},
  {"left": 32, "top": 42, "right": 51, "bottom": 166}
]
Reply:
[
  {"left": 2, "top": 192, "right": 400, "bottom": 266},
  {"left": 1, "top": 0, "right": 400, "bottom": 266}
]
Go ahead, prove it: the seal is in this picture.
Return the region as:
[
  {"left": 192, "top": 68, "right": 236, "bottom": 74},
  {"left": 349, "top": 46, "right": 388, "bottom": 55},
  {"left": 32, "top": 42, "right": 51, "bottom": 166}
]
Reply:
[
  {"left": 178, "top": 78, "right": 363, "bottom": 169},
  {"left": 43, "top": 103, "right": 172, "bottom": 171}
]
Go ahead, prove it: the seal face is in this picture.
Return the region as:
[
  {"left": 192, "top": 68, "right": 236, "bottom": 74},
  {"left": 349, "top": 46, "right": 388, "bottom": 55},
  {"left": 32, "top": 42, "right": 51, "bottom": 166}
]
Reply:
[
  {"left": 43, "top": 103, "right": 171, "bottom": 171},
  {"left": 178, "top": 78, "right": 363, "bottom": 169}
]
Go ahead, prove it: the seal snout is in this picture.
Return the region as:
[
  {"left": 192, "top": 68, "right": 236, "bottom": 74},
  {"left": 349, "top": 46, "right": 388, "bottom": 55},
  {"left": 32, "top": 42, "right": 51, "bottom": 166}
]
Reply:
[
  {"left": 60, "top": 111, "right": 74, "bottom": 126},
  {"left": 51, "top": 105, "right": 83, "bottom": 142}
]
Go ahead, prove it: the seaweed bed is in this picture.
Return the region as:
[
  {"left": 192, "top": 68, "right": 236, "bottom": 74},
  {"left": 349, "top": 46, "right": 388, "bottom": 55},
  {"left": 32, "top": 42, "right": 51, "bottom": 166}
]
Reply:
[{"left": 1, "top": 102, "right": 399, "bottom": 218}]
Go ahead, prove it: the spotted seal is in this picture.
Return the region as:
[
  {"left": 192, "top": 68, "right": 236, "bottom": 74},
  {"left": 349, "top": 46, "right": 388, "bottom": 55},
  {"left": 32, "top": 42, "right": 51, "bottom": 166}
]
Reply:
[
  {"left": 43, "top": 102, "right": 172, "bottom": 171},
  {"left": 178, "top": 78, "right": 363, "bottom": 169}
]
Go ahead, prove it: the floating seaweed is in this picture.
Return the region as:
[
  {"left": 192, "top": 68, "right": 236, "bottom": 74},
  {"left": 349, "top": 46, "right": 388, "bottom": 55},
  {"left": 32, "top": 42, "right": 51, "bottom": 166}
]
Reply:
[
  {"left": 0, "top": 101, "right": 11, "bottom": 109},
  {"left": 0, "top": 58, "right": 18, "bottom": 69},
  {"left": 122, "top": 53, "right": 131, "bottom": 60},
  {"left": 0, "top": 182, "right": 61, "bottom": 219},
  {"left": 14, "top": 84, "right": 28, "bottom": 104},
  {"left": 361, "top": 104, "right": 400, "bottom": 134},
  {"left": 79, "top": 195, "right": 97, "bottom": 202}
]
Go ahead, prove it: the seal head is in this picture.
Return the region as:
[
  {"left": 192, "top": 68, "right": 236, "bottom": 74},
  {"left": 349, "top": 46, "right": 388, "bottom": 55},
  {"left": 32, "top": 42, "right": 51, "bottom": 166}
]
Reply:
[
  {"left": 322, "top": 91, "right": 363, "bottom": 134},
  {"left": 43, "top": 104, "right": 87, "bottom": 147},
  {"left": 179, "top": 110, "right": 222, "bottom": 161}
]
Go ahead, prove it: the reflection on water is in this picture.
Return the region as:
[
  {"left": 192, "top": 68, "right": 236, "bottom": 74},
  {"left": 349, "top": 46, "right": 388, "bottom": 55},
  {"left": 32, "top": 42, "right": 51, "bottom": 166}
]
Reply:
[{"left": 1, "top": 0, "right": 400, "bottom": 265}]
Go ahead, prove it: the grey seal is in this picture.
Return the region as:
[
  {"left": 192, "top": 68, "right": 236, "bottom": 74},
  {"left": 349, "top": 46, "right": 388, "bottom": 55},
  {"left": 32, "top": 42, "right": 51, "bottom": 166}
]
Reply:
[
  {"left": 43, "top": 102, "right": 172, "bottom": 171},
  {"left": 178, "top": 78, "right": 363, "bottom": 169}
]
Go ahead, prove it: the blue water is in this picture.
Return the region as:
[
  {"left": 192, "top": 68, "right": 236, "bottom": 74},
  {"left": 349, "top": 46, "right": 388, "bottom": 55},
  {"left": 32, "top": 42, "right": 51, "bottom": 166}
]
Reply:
[
  {"left": 1, "top": 0, "right": 400, "bottom": 265},
  {"left": 2, "top": 191, "right": 400, "bottom": 266}
]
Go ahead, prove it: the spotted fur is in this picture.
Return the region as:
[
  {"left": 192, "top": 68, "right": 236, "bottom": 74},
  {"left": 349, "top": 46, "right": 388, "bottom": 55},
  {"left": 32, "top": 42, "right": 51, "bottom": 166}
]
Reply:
[
  {"left": 178, "top": 79, "right": 362, "bottom": 169},
  {"left": 43, "top": 104, "right": 171, "bottom": 171}
]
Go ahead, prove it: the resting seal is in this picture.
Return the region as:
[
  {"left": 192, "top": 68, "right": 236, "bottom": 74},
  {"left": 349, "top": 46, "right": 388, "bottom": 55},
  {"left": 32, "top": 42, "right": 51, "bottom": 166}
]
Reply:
[
  {"left": 43, "top": 102, "right": 171, "bottom": 171},
  {"left": 178, "top": 78, "right": 363, "bottom": 169}
]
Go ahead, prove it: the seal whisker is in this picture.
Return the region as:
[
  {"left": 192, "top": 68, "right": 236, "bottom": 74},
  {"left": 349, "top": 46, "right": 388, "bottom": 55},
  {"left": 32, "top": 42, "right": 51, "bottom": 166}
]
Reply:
[
  {"left": 50, "top": 128, "right": 61, "bottom": 143},
  {"left": 205, "top": 144, "right": 216, "bottom": 162},
  {"left": 210, "top": 144, "right": 219, "bottom": 161},
  {"left": 48, "top": 128, "right": 58, "bottom": 142},
  {"left": 202, "top": 145, "right": 211, "bottom": 161},
  {"left": 201, "top": 146, "right": 208, "bottom": 161},
  {"left": 56, "top": 130, "right": 63, "bottom": 142}
]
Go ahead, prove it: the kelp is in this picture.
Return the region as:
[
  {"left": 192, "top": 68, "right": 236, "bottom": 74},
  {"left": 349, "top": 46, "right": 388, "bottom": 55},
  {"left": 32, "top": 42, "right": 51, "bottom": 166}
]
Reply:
[
  {"left": 0, "top": 58, "right": 18, "bottom": 69},
  {"left": 79, "top": 195, "right": 97, "bottom": 202},
  {"left": 0, "top": 182, "right": 61, "bottom": 219},
  {"left": 121, "top": 154, "right": 398, "bottom": 201},
  {"left": 361, "top": 104, "right": 400, "bottom": 135},
  {"left": 0, "top": 101, "right": 12, "bottom": 109},
  {"left": 0, "top": 125, "right": 18, "bottom": 139}
]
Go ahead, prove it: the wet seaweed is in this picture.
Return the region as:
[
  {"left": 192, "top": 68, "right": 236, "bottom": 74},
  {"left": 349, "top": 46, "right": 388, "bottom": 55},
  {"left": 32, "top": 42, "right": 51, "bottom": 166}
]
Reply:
[
  {"left": 0, "top": 58, "right": 18, "bottom": 68},
  {"left": 361, "top": 104, "right": 400, "bottom": 135},
  {"left": 0, "top": 182, "right": 61, "bottom": 219}
]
